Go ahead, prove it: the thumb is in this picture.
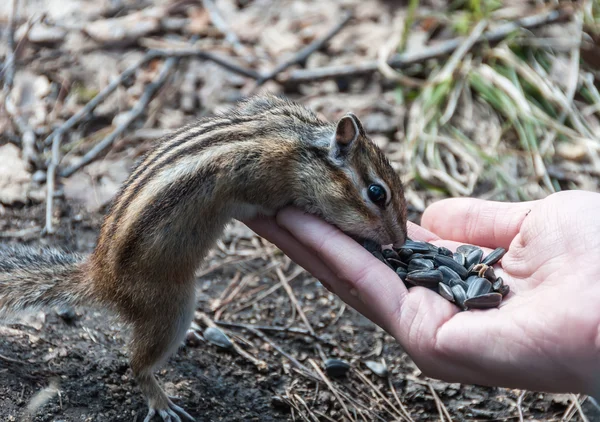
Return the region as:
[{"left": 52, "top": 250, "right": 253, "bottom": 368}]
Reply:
[{"left": 421, "top": 198, "right": 538, "bottom": 249}]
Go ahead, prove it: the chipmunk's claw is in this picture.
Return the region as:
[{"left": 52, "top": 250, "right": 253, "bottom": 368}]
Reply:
[{"left": 143, "top": 398, "right": 195, "bottom": 422}]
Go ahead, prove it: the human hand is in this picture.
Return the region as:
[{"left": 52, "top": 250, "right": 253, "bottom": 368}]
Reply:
[{"left": 245, "top": 191, "right": 600, "bottom": 397}]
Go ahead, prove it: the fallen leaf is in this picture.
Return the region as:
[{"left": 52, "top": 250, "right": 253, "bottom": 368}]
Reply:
[{"left": 0, "top": 144, "right": 32, "bottom": 205}]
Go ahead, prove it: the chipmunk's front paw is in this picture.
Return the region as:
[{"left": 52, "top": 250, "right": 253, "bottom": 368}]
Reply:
[{"left": 143, "top": 398, "right": 195, "bottom": 422}]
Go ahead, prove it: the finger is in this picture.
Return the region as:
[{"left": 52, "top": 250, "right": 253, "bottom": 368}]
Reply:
[
  {"left": 407, "top": 221, "right": 441, "bottom": 243},
  {"left": 275, "top": 208, "right": 421, "bottom": 335},
  {"left": 244, "top": 218, "right": 385, "bottom": 326},
  {"left": 421, "top": 198, "right": 538, "bottom": 249}
]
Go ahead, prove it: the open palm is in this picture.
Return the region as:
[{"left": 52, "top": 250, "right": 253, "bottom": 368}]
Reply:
[{"left": 246, "top": 191, "right": 600, "bottom": 396}]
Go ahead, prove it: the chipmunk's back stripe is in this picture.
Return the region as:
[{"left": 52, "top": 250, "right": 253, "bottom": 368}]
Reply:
[
  {"left": 114, "top": 115, "right": 257, "bottom": 206},
  {"left": 107, "top": 123, "right": 267, "bottom": 236}
]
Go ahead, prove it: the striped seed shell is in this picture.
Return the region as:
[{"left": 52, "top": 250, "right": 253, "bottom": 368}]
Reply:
[
  {"left": 408, "top": 258, "right": 435, "bottom": 273},
  {"left": 396, "top": 248, "right": 414, "bottom": 261},
  {"left": 396, "top": 268, "right": 408, "bottom": 281},
  {"left": 438, "top": 247, "right": 453, "bottom": 257},
  {"left": 406, "top": 270, "right": 443, "bottom": 288},
  {"left": 482, "top": 265, "right": 497, "bottom": 282},
  {"left": 457, "top": 244, "right": 479, "bottom": 254},
  {"left": 438, "top": 283, "right": 454, "bottom": 302},
  {"left": 499, "top": 284, "right": 510, "bottom": 297},
  {"left": 492, "top": 276, "right": 504, "bottom": 291},
  {"left": 434, "top": 255, "right": 468, "bottom": 279},
  {"left": 401, "top": 240, "right": 432, "bottom": 253},
  {"left": 465, "top": 248, "right": 484, "bottom": 269},
  {"left": 382, "top": 249, "right": 400, "bottom": 260},
  {"left": 466, "top": 277, "right": 493, "bottom": 299},
  {"left": 386, "top": 258, "right": 407, "bottom": 269},
  {"left": 464, "top": 292, "right": 502, "bottom": 309},
  {"left": 451, "top": 285, "right": 467, "bottom": 309},
  {"left": 438, "top": 265, "right": 462, "bottom": 285},
  {"left": 482, "top": 247, "right": 507, "bottom": 266},
  {"left": 450, "top": 278, "right": 469, "bottom": 291},
  {"left": 453, "top": 252, "right": 466, "bottom": 267}
]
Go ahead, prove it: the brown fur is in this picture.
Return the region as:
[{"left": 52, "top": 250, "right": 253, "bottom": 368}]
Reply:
[{"left": 0, "top": 94, "right": 407, "bottom": 420}]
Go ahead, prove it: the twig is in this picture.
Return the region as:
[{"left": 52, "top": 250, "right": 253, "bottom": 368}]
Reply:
[
  {"left": 215, "top": 320, "right": 336, "bottom": 346},
  {"left": 255, "top": 12, "right": 353, "bottom": 87},
  {"left": 43, "top": 132, "right": 62, "bottom": 234},
  {"left": 201, "top": 0, "right": 247, "bottom": 56},
  {"left": 42, "top": 48, "right": 257, "bottom": 147},
  {"left": 517, "top": 390, "right": 525, "bottom": 422},
  {"left": 309, "top": 359, "right": 356, "bottom": 422},
  {"left": 428, "top": 382, "right": 452, "bottom": 422},
  {"left": 195, "top": 311, "right": 267, "bottom": 371},
  {"left": 59, "top": 57, "right": 177, "bottom": 178},
  {"left": 149, "top": 48, "right": 259, "bottom": 79},
  {"left": 0, "top": 352, "right": 21, "bottom": 363},
  {"left": 282, "top": 8, "right": 568, "bottom": 84},
  {"left": 388, "top": 377, "right": 414, "bottom": 422},
  {"left": 572, "top": 394, "right": 589, "bottom": 422},
  {"left": 1, "top": 0, "right": 19, "bottom": 90},
  {"left": 354, "top": 370, "right": 410, "bottom": 421},
  {"left": 237, "top": 325, "right": 318, "bottom": 381}
]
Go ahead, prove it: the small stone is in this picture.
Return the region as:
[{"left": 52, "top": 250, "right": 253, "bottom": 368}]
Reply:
[{"left": 364, "top": 360, "right": 388, "bottom": 377}]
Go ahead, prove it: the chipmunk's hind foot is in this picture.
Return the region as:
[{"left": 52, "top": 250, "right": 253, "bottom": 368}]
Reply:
[{"left": 143, "top": 398, "right": 195, "bottom": 422}]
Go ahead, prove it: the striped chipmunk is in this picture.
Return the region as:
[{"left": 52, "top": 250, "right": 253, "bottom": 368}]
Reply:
[{"left": 0, "top": 94, "right": 408, "bottom": 421}]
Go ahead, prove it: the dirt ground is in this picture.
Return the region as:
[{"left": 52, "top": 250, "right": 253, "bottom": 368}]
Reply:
[{"left": 1, "top": 0, "right": 600, "bottom": 421}]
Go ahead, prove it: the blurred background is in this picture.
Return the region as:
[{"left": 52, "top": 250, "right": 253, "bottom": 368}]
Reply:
[{"left": 0, "top": 0, "right": 599, "bottom": 421}]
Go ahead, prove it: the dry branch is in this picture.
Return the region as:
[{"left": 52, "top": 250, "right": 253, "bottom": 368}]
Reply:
[
  {"left": 254, "top": 11, "right": 353, "bottom": 87},
  {"left": 282, "top": 8, "right": 568, "bottom": 84},
  {"left": 43, "top": 48, "right": 257, "bottom": 147},
  {"left": 201, "top": 0, "right": 247, "bottom": 57},
  {"left": 59, "top": 57, "right": 176, "bottom": 178}
]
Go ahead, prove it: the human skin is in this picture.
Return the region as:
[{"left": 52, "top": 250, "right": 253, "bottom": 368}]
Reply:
[{"left": 245, "top": 190, "right": 600, "bottom": 397}]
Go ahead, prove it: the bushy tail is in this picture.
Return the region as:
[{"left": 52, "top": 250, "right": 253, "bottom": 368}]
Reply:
[{"left": 0, "top": 245, "right": 90, "bottom": 318}]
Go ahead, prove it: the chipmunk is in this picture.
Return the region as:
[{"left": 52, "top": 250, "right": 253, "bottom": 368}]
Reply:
[{"left": 0, "top": 94, "right": 407, "bottom": 422}]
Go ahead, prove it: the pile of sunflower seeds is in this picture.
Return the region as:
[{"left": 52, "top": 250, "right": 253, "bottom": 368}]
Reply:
[{"left": 365, "top": 239, "right": 508, "bottom": 311}]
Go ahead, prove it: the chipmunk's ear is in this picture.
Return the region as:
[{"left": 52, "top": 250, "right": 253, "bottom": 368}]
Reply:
[{"left": 331, "top": 113, "right": 363, "bottom": 159}]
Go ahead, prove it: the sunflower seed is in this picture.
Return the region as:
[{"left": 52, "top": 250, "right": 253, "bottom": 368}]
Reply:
[
  {"left": 482, "top": 265, "right": 496, "bottom": 282},
  {"left": 451, "top": 285, "right": 467, "bottom": 309},
  {"left": 452, "top": 252, "right": 466, "bottom": 267},
  {"left": 396, "top": 268, "right": 407, "bottom": 281},
  {"left": 386, "top": 258, "right": 407, "bottom": 269},
  {"left": 382, "top": 249, "right": 400, "bottom": 261},
  {"left": 464, "top": 292, "right": 502, "bottom": 309},
  {"left": 408, "top": 258, "right": 435, "bottom": 272},
  {"left": 325, "top": 359, "right": 350, "bottom": 377},
  {"left": 499, "top": 284, "right": 510, "bottom": 297},
  {"left": 204, "top": 327, "right": 233, "bottom": 349},
  {"left": 450, "top": 278, "right": 469, "bottom": 291},
  {"left": 457, "top": 244, "right": 478, "bottom": 254},
  {"left": 438, "top": 265, "right": 462, "bottom": 285},
  {"left": 492, "top": 276, "right": 504, "bottom": 291},
  {"left": 438, "top": 246, "right": 453, "bottom": 257},
  {"left": 396, "top": 248, "right": 414, "bottom": 261},
  {"left": 400, "top": 240, "right": 433, "bottom": 253},
  {"left": 406, "top": 270, "right": 443, "bottom": 288},
  {"left": 466, "top": 277, "right": 493, "bottom": 299},
  {"left": 482, "top": 247, "right": 506, "bottom": 266},
  {"left": 465, "top": 248, "right": 484, "bottom": 269},
  {"left": 438, "top": 283, "right": 454, "bottom": 302},
  {"left": 434, "top": 255, "right": 468, "bottom": 279}
]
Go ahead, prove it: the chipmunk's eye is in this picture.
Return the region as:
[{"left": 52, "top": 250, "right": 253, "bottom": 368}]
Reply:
[{"left": 367, "top": 184, "right": 386, "bottom": 207}]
